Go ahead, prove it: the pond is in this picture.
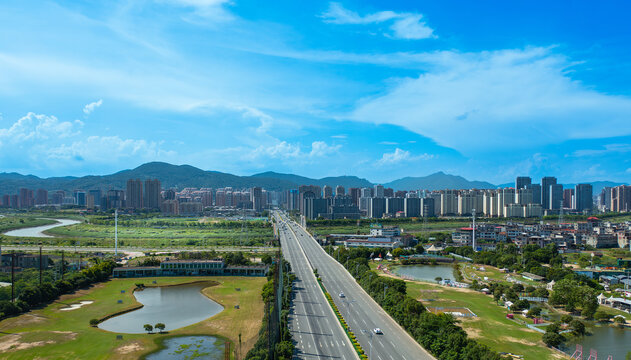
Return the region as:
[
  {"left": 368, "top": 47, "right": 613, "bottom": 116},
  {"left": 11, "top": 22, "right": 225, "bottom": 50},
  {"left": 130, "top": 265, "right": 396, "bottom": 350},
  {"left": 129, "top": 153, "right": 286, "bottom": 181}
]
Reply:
[
  {"left": 4, "top": 218, "right": 81, "bottom": 237},
  {"left": 99, "top": 283, "right": 223, "bottom": 334},
  {"left": 146, "top": 336, "right": 225, "bottom": 360},
  {"left": 562, "top": 324, "right": 631, "bottom": 359},
  {"left": 394, "top": 264, "right": 455, "bottom": 282}
]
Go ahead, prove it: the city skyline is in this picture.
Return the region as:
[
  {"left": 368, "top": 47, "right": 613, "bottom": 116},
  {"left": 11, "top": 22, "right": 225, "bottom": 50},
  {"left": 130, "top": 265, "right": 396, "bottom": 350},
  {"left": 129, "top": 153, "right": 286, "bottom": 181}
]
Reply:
[{"left": 2, "top": 1, "right": 631, "bottom": 183}]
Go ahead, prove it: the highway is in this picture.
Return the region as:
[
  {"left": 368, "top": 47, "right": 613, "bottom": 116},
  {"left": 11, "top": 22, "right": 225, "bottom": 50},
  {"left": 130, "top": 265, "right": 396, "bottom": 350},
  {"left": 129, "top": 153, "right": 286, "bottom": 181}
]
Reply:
[
  {"left": 275, "top": 211, "right": 434, "bottom": 360},
  {"left": 276, "top": 215, "right": 359, "bottom": 360}
]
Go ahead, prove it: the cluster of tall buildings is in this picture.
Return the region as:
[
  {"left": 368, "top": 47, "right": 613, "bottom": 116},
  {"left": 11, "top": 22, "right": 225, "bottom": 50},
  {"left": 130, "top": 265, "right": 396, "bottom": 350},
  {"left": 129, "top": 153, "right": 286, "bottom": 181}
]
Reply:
[
  {"left": 598, "top": 185, "right": 631, "bottom": 212},
  {"left": 291, "top": 177, "right": 600, "bottom": 220}
]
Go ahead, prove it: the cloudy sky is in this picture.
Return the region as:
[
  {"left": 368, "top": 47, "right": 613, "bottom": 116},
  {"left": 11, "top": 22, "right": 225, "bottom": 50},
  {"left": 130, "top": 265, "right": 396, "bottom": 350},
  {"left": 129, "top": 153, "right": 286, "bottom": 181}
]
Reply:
[{"left": 1, "top": 0, "right": 631, "bottom": 184}]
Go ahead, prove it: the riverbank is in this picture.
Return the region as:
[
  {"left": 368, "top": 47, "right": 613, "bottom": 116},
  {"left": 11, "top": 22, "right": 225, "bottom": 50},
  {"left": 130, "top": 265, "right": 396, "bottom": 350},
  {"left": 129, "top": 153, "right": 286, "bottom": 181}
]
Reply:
[
  {"left": 4, "top": 218, "right": 81, "bottom": 237},
  {"left": 0, "top": 276, "right": 266, "bottom": 359}
]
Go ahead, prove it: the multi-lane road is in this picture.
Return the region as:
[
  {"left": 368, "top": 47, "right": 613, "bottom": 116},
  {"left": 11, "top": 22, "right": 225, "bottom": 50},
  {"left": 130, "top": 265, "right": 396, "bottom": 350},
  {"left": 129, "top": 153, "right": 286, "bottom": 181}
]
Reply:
[
  {"left": 275, "top": 211, "right": 434, "bottom": 360},
  {"left": 276, "top": 214, "right": 359, "bottom": 360}
]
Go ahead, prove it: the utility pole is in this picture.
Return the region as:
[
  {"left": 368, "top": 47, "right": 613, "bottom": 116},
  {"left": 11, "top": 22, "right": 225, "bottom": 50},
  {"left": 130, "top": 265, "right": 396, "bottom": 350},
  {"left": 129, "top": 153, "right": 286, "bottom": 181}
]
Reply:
[
  {"left": 61, "top": 250, "right": 65, "bottom": 280},
  {"left": 11, "top": 251, "right": 15, "bottom": 303},
  {"left": 39, "top": 244, "right": 43, "bottom": 286},
  {"left": 114, "top": 209, "right": 118, "bottom": 257},
  {"left": 472, "top": 208, "right": 476, "bottom": 252}
]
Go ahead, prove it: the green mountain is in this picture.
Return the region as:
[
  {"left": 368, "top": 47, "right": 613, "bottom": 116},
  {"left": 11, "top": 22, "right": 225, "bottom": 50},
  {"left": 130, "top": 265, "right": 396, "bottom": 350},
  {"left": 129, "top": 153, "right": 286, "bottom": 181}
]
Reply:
[
  {"left": 383, "top": 172, "right": 496, "bottom": 191},
  {"left": 2, "top": 162, "right": 623, "bottom": 195}
]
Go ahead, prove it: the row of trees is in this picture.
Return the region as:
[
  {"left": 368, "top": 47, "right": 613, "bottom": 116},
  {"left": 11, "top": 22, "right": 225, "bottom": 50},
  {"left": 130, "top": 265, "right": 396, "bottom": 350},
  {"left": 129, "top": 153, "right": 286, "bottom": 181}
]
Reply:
[
  {"left": 246, "top": 258, "right": 295, "bottom": 360},
  {"left": 0, "top": 260, "right": 116, "bottom": 320},
  {"left": 89, "top": 216, "right": 271, "bottom": 229},
  {"left": 327, "top": 246, "right": 504, "bottom": 360}
]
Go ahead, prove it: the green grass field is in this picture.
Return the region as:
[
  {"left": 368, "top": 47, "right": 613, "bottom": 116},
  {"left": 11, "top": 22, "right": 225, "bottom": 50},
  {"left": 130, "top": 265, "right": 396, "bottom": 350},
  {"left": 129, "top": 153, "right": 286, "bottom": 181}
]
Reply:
[
  {"left": 405, "top": 281, "right": 565, "bottom": 359},
  {"left": 1, "top": 214, "right": 273, "bottom": 248},
  {"left": 308, "top": 219, "right": 470, "bottom": 238},
  {"left": 0, "top": 216, "right": 57, "bottom": 233},
  {"left": 0, "top": 276, "right": 266, "bottom": 360}
]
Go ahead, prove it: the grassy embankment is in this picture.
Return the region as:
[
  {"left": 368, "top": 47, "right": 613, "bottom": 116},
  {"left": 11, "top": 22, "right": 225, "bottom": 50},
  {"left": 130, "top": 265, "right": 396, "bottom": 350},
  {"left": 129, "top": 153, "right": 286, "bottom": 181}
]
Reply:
[
  {"left": 1, "top": 216, "right": 273, "bottom": 248},
  {"left": 0, "top": 216, "right": 58, "bottom": 233},
  {"left": 0, "top": 276, "right": 266, "bottom": 360},
  {"left": 308, "top": 218, "right": 471, "bottom": 238}
]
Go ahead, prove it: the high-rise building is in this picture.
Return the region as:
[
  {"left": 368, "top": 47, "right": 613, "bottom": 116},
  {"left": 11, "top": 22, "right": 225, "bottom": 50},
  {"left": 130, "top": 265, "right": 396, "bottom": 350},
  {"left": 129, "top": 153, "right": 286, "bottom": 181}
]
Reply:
[
  {"left": 611, "top": 185, "right": 631, "bottom": 212},
  {"left": 386, "top": 197, "right": 404, "bottom": 215},
  {"left": 374, "top": 185, "right": 384, "bottom": 198},
  {"left": 549, "top": 184, "right": 563, "bottom": 210},
  {"left": 575, "top": 184, "right": 593, "bottom": 212},
  {"left": 299, "top": 185, "right": 321, "bottom": 214},
  {"left": 404, "top": 197, "right": 420, "bottom": 217},
  {"left": 496, "top": 188, "right": 515, "bottom": 217},
  {"left": 106, "top": 190, "right": 125, "bottom": 209},
  {"left": 304, "top": 198, "right": 329, "bottom": 220},
  {"left": 18, "top": 188, "right": 34, "bottom": 209},
  {"left": 515, "top": 176, "right": 532, "bottom": 190},
  {"left": 369, "top": 197, "right": 386, "bottom": 218},
  {"left": 563, "top": 189, "right": 574, "bottom": 209},
  {"left": 525, "top": 184, "right": 541, "bottom": 205},
  {"left": 126, "top": 179, "right": 143, "bottom": 209},
  {"left": 144, "top": 179, "right": 162, "bottom": 209},
  {"left": 516, "top": 188, "right": 533, "bottom": 205},
  {"left": 541, "top": 176, "right": 557, "bottom": 209},
  {"left": 421, "top": 197, "right": 435, "bottom": 217},
  {"left": 251, "top": 186, "right": 263, "bottom": 212},
  {"left": 599, "top": 187, "right": 612, "bottom": 212},
  {"left": 384, "top": 188, "right": 394, "bottom": 198},
  {"left": 440, "top": 190, "right": 458, "bottom": 215},
  {"left": 335, "top": 185, "right": 345, "bottom": 197},
  {"left": 75, "top": 191, "right": 86, "bottom": 207},
  {"left": 35, "top": 189, "right": 48, "bottom": 205},
  {"left": 360, "top": 187, "right": 372, "bottom": 198},
  {"left": 348, "top": 188, "right": 360, "bottom": 207},
  {"left": 323, "top": 185, "right": 333, "bottom": 199}
]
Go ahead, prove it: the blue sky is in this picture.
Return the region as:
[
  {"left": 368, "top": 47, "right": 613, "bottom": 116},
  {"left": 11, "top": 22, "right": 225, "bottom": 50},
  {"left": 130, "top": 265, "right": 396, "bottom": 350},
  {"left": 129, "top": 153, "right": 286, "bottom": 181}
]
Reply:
[{"left": 1, "top": 0, "right": 631, "bottom": 184}]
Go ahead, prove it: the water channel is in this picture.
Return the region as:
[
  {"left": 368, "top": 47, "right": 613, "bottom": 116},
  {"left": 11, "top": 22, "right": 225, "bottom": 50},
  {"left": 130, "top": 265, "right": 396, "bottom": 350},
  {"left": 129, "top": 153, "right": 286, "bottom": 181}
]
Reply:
[
  {"left": 3, "top": 218, "right": 81, "bottom": 237},
  {"left": 99, "top": 283, "right": 223, "bottom": 334},
  {"left": 146, "top": 336, "right": 224, "bottom": 360},
  {"left": 394, "top": 264, "right": 455, "bottom": 282}
]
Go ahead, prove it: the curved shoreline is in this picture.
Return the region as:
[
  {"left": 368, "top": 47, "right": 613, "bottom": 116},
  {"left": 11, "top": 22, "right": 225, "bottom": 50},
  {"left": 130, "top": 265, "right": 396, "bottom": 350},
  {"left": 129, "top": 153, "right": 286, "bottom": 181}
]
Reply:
[
  {"left": 97, "top": 280, "right": 223, "bottom": 334},
  {"left": 4, "top": 218, "right": 81, "bottom": 238}
]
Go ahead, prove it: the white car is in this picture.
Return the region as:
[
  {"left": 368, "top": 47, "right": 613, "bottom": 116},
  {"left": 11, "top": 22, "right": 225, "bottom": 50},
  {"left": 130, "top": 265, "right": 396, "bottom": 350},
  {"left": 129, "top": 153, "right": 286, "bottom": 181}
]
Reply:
[
  {"left": 373, "top": 328, "right": 383, "bottom": 335},
  {"left": 339, "top": 292, "right": 345, "bottom": 298}
]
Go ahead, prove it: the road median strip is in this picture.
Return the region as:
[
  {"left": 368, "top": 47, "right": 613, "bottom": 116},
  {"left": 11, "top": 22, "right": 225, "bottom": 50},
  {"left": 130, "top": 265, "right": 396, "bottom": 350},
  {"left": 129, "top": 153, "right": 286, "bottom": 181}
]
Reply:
[{"left": 315, "top": 273, "right": 368, "bottom": 360}]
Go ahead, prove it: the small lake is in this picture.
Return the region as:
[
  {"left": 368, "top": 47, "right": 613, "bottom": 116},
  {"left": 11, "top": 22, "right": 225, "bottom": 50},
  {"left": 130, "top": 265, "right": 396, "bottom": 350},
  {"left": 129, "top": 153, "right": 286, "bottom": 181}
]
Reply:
[
  {"left": 4, "top": 218, "right": 81, "bottom": 237},
  {"left": 146, "top": 336, "right": 224, "bottom": 360},
  {"left": 394, "top": 264, "right": 455, "bottom": 282},
  {"left": 99, "top": 283, "right": 223, "bottom": 334},
  {"left": 562, "top": 324, "right": 631, "bottom": 359}
]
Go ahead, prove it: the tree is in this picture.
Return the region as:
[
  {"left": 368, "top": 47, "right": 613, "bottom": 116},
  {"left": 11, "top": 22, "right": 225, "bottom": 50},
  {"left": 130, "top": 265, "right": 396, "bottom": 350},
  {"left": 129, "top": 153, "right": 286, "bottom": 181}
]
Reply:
[
  {"left": 512, "top": 283, "right": 524, "bottom": 293},
  {"left": 435, "top": 277, "right": 443, "bottom": 284},
  {"left": 415, "top": 244, "right": 425, "bottom": 254},
  {"left": 542, "top": 331, "right": 564, "bottom": 348},
  {"left": 511, "top": 299, "right": 530, "bottom": 311},
  {"left": 527, "top": 306, "right": 542, "bottom": 318},
  {"left": 392, "top": 248, "right": 404, "bottom": 258},
  {"left": 155, "top": 323, "right": 165, "bottom": 333},
  {"left": 614, "top": 316, "right": 626, "bottom": 325},
  {"left": 594, "top": 311, "right": 613, "bottom": 322},
  {"left": 260, "top": 254, "right": 273, "bottom": 265},
  {"left": 143, "top": 324, "right": 153, "bottom": 333},
  {"left": 89, "top": 319, "right": 99, "bottom": 327},
  {"left": 561, "top": 314, "right": 573, "bottom": 324},
  {"left": 275, "top": 341, "right": 293, "bottom": 360},
  {"left": 569, "top": 319, "right": 585, "bottom": 336}
]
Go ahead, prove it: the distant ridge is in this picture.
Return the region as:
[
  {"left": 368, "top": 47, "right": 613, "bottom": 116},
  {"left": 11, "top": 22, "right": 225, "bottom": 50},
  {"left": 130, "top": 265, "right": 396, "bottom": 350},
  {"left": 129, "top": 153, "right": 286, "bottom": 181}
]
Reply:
[
  {"left": 384, "top": 171, "right": 496, "bottom": 191},
  {"left": 0, "top": 162, "right": 627, "bottom": 194}
]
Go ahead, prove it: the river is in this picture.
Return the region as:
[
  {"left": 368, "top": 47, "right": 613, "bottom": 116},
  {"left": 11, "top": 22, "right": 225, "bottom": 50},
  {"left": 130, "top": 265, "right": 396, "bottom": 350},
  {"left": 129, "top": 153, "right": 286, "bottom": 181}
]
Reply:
[
  {"left": 99, "top": 282, "right": 223, "bottom": 334},
  {"left": 3, "top": 218, "right": 81, "bottom": 238}
]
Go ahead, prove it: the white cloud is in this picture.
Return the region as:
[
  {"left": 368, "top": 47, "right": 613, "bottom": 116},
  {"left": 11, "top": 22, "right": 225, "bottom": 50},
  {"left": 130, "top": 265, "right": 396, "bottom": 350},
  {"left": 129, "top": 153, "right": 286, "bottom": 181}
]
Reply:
[
  {"left": 571, "top": 143, "right": 631, "bottom": 157},
  {"left": 310, "top": 141, "right": 341, "bottom": 157},
  {"left": 331, "top": 134, "right": 347, "bottom": 139},
  {"left": 321, "top": 2, "right": 435, "bottom": 40},
  {"left": 45, "top": 136, "right": 175, "bottom": 163},
  {"left": 161, "top": 0, "right": 234, "bottom": 21},
  {"left": 379, "top": 141, "right": 398, "bottom": 145},
  {"left": 83, "top": 99, "right": 103, "bottom": 115},
  {"left": 0, "top": 112, "right": 82, "bottom": 144},
  {"left": 377, "top": 148, "right": 434, "bottom": 166},
  {"left": 350, "top": 47, "right": 631, "bottom": 153}
]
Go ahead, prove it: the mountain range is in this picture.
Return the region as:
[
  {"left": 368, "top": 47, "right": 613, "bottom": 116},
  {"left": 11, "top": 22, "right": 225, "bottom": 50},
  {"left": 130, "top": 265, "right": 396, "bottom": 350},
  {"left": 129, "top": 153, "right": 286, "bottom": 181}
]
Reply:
[{"left": 0, "top": 162, "right": 626, "bottom": 195}]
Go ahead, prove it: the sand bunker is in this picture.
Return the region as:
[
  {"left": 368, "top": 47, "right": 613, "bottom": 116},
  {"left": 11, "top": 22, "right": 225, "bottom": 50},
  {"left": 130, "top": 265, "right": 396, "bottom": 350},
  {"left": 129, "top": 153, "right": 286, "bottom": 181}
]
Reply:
[{"left": 60, "top": 300, "right": 93, "bottom": 311}]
